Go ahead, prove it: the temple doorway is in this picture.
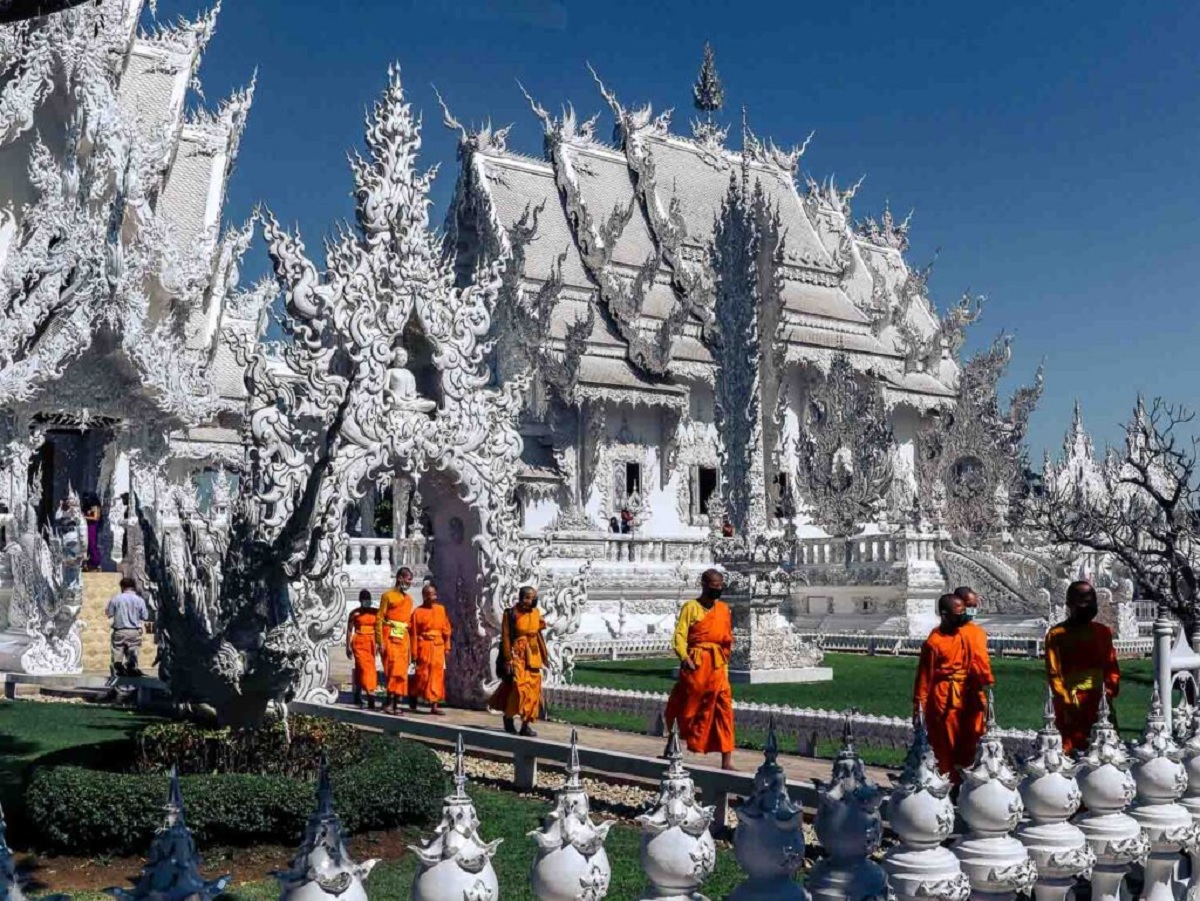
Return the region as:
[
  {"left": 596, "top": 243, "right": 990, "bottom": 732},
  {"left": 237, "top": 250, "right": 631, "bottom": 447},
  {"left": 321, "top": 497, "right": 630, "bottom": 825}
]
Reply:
[
  {"left": 28, "top": 426, "right": 112, "bottom": 531},
  {"left": 419, "top": 468, "right": 486, "bottom": 705}
]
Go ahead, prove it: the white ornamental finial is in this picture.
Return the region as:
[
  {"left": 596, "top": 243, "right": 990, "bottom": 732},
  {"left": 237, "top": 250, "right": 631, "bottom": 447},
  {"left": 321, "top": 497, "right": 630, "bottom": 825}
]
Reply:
[
  {"left": 1128, "top": 681, "right": 1199, "bottom": 901},
  {"left": 105, "top": 768, "right": 231, "bottom": 900},
  {"left": 1016, "top": 688, "right": 1093, "bottom": 900},
  {"left": 808, "top": 711, "right": 887, "bottom": 901},
  {"left": 952, "top": 687, "right": 1037, "bottom": 898},
  {"left": 275, "top": 756, "right": 377, "bottom": 900},
  {"left": 637, "top": 723, "right": 716, "bottom": 901},
  {"left": 529, "top": 729, "right": 611, "bottom": 901},
  {"left": 410, "top": 734, "right": 502, "bottom": 901},
  {"left": 883, "top": 713, "right": 968, "bottom": 901},
  {"left": 729, "top": 718, "right": 807, "bottom": 901}
]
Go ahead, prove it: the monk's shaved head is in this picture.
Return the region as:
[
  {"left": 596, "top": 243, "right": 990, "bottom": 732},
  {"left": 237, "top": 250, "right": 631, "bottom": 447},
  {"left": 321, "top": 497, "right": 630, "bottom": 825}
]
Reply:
[{"left": 938, "top": 593, "right": 962, "bottom": 616}]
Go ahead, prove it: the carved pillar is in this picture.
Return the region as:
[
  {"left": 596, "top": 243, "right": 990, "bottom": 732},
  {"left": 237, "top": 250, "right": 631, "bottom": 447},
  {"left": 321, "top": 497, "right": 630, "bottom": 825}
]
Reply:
[
  {"left": 637, "top": 725, "right": 715, "bottom": 901},
  {"left": 410, "top": 735, "right": 501, "bottom": 901},
  {"left": 1075, "top": 693, "right": 1146, "bottom": 901},
  {"left": 1181, "top": 706, "right": 1200, "bottom": 900},
  {"left": 1015, "top": 690, "right": 1093, "bottom": 901},
  {"left": 729, "top": 721, "right": 809, "bottom": 901},
  {"left": 883, "top": 712, "right": 970, "bottom": 901},
  {"left": 1128, "top": 685, "right": 1200, "bottom": 901},
  {"left": 530, "top": 729, "right": 611, "bottom": 901},
  {"left": 952, "top": 689, "right": 1037, "bottom": 900},
  {"left": 807, "top": 717, "right": 887, "bottom": 901}
]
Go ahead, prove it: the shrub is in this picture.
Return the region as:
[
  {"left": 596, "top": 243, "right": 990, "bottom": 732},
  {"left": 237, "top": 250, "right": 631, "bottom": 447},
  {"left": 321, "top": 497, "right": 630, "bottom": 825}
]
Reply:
[
  {"left": 135, "top": 715, "right": 365, "bottom": 777},
  {"left": 25, "top": 736, "right": 446, "bottom": 855}
]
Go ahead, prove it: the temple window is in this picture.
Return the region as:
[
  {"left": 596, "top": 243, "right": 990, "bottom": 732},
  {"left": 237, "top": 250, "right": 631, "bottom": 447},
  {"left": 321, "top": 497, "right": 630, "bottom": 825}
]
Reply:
[
  {"left": 697, "top": 467, "right": 717, "bottom": 514},
  {"left": 625, "top": 462, "right": 642, "bottom": 497}
]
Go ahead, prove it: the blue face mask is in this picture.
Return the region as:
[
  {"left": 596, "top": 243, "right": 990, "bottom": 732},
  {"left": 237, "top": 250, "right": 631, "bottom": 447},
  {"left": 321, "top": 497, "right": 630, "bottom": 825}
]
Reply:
[{"left": 964, "top": 607, "right": 978, "bottom": 621}]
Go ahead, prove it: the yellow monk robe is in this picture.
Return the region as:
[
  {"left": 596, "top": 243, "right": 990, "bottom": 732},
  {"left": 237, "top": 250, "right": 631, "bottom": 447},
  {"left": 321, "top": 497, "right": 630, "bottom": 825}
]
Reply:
[
  {"left": 375, "top": 588, "right": 414, "bottom": 695},
  {"left": 664, "top": 599, "right": 735, "bottom": 755},
  {"left": 1045, "top": 620, "right": 1120, "bottom": 754},
  {"left": 410, "top": 603, "right": 453, "bottom": 703},
  {"left": 959, "top": 621, "right": 993, "bottom": 755},
  {"left": 914, "top": 626, "right": 994, "bottom": 782},
  {"left": 488, "top": 608, "right": 548, "bottom": 722},
  {"left": 346, "top": 607, "right": 379, "bottom": 694}
]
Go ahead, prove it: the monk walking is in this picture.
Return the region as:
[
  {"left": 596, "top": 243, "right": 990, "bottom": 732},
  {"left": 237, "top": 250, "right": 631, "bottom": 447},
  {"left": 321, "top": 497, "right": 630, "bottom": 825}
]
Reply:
[
  {"left": 913, "top": 592, "right": 995, "bottom": 782},
  {"left": 1046, "top": 580, "right": 1120, "bottom": 754},
  {"left": 409, "top": 583, "right": 453, "bottom": 715},
  {"left": 376, "top": 567, "right": 416, "bottom": 716},
  {"left": 488, "top": 586, "right": 549, "bottom": 736},
  {"left": 664, "top": 568, "right": 736, "bottom": 770},
  {"left": 954, "top": 585, "right": 991, "bottom": 757},
  {"left": 345, "top": 589, "right": 379, "bottom": 710}
]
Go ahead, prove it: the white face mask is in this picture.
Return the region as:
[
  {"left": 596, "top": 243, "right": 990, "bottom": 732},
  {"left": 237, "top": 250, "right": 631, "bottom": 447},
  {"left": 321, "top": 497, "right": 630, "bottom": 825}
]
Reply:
[{"left": 964, "top": 607, "right": 978, "bottom": 621}]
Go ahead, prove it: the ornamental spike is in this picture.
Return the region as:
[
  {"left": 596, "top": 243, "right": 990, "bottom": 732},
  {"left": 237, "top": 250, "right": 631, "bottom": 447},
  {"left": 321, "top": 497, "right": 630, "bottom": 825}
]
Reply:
[
  {"left": 663, "top": 721, "right": 684, "bottom": 776},
  {"left": 166, "top": 766, "right": 185, "bottom": 827},
  {"left": 452, "top": 732, "right": 468, "bottom": 800},
  {"left": 315, "top": 753, "right": 333, "bottom": 817},
  {"left": 1148, "top": 682, "right": 1165, "bottom": 724},
  {"left": 765, "top": 714, "right": 779, "bottom": 764},
  {"left": 842, "top": 707, "right": 857, "bottom": 753},
  {"left": 1042, "top": 686, "right": 1056, "bottom": 729},
  {"left": 984, "top": 686, "right": 997, "bottom": 734},
  {"left": 1096, "top": 690, "right": 1111, "bottom": 726},
  {"left": 566, "top": 728, "right": 582, "bottom": 790}
]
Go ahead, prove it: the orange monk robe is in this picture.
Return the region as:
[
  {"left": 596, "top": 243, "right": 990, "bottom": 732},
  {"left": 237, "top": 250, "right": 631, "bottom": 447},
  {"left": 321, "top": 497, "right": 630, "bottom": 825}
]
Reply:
[
  {"left": 664, "top": 599, "right": 735, "bottom": 755},
  {"left": 959, "top": 621, "right": 993, "bottom": 753},
  {"left": 1045, "top": 620, "right": 1120, "bottom": 754},
  {"left": 375, "top": 588, "right": 414, "bottom": 695},
  {"left": 488, "top": 608, "right": 549, "bottom": 722},
  {"left": 914, "top": 626, "right": 994, "bottom": 782},
  {"left": 346, "top": 607, "right": 379, "bottom": 694},
  {"left": 410, "top": 603, "right": 453, "bottom": 703}
]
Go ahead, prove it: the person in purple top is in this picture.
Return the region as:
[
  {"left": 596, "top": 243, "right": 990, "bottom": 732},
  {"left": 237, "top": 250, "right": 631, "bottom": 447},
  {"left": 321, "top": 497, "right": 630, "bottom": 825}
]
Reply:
[{"left": 105, "top": 578, "right": 148, "bottom": 677}]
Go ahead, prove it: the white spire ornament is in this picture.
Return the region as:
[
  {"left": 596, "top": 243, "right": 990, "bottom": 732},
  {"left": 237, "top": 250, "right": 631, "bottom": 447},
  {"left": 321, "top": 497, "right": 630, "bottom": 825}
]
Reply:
[
  {"left": 951, "top": 689, "right": 1037, "bottom": 900},
  {"left": 807, "top": 714, "right": 887, "bottom": 901},
  {"left": 1074, "top": 692, "right": 1147, "bottom": 901},
  {"left": 883, "top": 710, "right": 969, "bottom": 901},
  {"left": 105, "top": 768, "right": 231, "bottom": 901},
  {"left": 729, "top": 719, "right": 809, "bottom": 901},
  {"left": 529, "top": 729, "right": 612, "bottom": 901},
  {"left": 275, "top": 756, "right": 377, "bottom": 900},
  {"left": 1128, "top": 684, "right": 1200, "bottom": 901},
  {"left": 410, "top": 735, "right": 502, "bottom": 901},
  {"left": 636, "top": 723, "right": 716, "bottom": 901},
  {"left": 1015, "top": 689, "right": 1093, "bottom": 901}
]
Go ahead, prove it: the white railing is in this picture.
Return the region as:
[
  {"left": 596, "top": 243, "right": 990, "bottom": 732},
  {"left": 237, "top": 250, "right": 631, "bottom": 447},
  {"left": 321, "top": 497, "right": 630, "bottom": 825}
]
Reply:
[
  {"left": 569, "top": 635, "right": 673, "bottom": 660},
  {"left": 345, "top": 537, "right": 396, "bottom": 570},
  {"left": 525, "top": 532, "right": 711, "bottom": 564}
]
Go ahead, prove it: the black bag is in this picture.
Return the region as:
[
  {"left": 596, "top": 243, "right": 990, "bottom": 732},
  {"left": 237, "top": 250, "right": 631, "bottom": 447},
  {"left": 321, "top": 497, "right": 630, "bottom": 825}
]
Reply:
[{"left": 495, "top": 607, "right": 517, "bottom": 681}]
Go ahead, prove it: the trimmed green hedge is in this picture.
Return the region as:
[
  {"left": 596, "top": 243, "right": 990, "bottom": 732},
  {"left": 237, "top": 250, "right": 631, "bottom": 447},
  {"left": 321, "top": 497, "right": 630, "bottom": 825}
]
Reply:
[
  {"left": 135, "top": 715, "right": 365, "bottom": 777},
  {"left": 25, "top": 735, "right": 446, "bottom": 855}
]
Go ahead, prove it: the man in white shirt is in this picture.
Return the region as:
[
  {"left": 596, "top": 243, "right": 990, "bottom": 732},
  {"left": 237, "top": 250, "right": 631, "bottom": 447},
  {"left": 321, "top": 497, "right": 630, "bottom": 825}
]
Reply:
[{"left": 106, "top": 577, "right": 148, "bottom": 677}]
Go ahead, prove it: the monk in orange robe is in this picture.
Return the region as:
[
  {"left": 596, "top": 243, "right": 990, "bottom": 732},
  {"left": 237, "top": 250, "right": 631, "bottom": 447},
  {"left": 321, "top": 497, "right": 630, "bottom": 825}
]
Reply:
[
  {"left": 954, "top": 585, "right": 992, "bottom": 754},
  {"left": 664, "top": 568, "right": 736, "bottom": 770},
  {"left": 488, "top": 586, "right": 549, "bottom": 737},
  {"left": 345, "top": 589, "right": 379, "bottom": 709},
  {"left": 375, "top": 567, "right": 415, "bottom": 715},
  {"left": 914, "top": 592, "right": 995, "bottom": 783},
  {"left": 1046, "top": 580, "right": 1121, "bottom": 754},
  {"left": 409, "top": 583, "right": 453, "bottom": 715}
]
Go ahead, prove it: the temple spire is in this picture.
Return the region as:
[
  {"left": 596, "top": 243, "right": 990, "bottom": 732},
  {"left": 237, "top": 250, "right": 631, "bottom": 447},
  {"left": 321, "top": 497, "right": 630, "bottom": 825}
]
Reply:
[{"left": 692, "top": 42, "right": 724, "bottom": 123}]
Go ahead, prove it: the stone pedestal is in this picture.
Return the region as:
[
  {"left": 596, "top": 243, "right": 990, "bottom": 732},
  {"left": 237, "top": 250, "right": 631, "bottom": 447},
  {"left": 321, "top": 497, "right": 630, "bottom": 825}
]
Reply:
[{"left": 725, "top": 563, "right": 827, "bottom": 685}]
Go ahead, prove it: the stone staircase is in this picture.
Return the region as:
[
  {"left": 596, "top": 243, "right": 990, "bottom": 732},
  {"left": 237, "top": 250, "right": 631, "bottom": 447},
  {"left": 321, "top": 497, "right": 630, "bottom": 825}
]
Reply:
[{"left": 79, "top": 572, "right": 121, "bottom": 674}]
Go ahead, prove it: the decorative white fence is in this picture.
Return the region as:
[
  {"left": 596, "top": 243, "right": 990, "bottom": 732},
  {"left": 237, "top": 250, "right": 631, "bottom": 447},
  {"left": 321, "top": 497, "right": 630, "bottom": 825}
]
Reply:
[
  {"left": 26, "top": 684, "right": 1195, "bottom": 900},
  {"left": 544, "top": 682, "right": 1039, "bottom": 756}
]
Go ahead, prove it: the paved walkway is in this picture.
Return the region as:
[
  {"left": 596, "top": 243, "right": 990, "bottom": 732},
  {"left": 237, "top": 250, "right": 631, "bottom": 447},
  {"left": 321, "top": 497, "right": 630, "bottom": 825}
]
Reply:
[{"left": 326, "top": 691, "right": 897, "bottom": 788}]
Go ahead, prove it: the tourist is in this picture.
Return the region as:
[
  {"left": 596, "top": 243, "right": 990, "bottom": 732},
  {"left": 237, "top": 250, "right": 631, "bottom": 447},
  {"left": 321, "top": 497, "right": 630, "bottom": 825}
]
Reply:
[
  {"left": 953, "top": 585, "right": 991, "bottom": 759},
  {"left": 83, "top": 495, "right": 102, "bottom": 571},
  {"left": 1045, "top": 580, "right": 1120, "bottom": 754},
  {"left": 488, "top": 586, "right": 549, "bottom": 736},
  {"left": 664, "top": 568, "right": 736, "bottom": 771},
  {"left": 345, "top": 589, "right": 379, "bottom": 710},
  {"left": 913, "top": 592, "right": 994, "bottom": 783},
  {"left": 608, "top": 516, "right": 621, "bottom": 534},
  {"left": 619, "top": 507, "right": 633, "bottom": 534},
  {"left": 409, "top": 583, "right": 452, "bottom": 715},
  {"left": 375, "top": 566, "right": 416, "bottom": 715},
  {"left": 721, "top": 519, "right": 734, "bottom": 538},
  {"left": 105, "top": 577, "right": 148, "bottom": 678}
]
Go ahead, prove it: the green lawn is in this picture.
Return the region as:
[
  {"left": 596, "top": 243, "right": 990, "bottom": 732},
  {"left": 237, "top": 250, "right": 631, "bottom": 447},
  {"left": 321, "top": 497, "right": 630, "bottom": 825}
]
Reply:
[
  {"left": 558, "top": 653, "right": 1155, "bottom": 763},
  {"left": 0, "top": 701, "right": 744, "bottom": 900}
]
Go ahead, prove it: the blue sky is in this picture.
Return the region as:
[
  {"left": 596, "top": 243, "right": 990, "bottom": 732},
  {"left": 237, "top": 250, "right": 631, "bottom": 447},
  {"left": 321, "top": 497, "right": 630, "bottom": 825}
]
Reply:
[{"left": 170, "top": 0, "right": 1199, "bottom": 461}]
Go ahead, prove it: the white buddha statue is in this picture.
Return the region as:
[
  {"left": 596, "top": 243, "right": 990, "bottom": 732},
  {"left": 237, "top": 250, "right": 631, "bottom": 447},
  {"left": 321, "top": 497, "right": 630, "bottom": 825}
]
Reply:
[{"left": 386, "top": 345, "right": 435, "bottom": 413}]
